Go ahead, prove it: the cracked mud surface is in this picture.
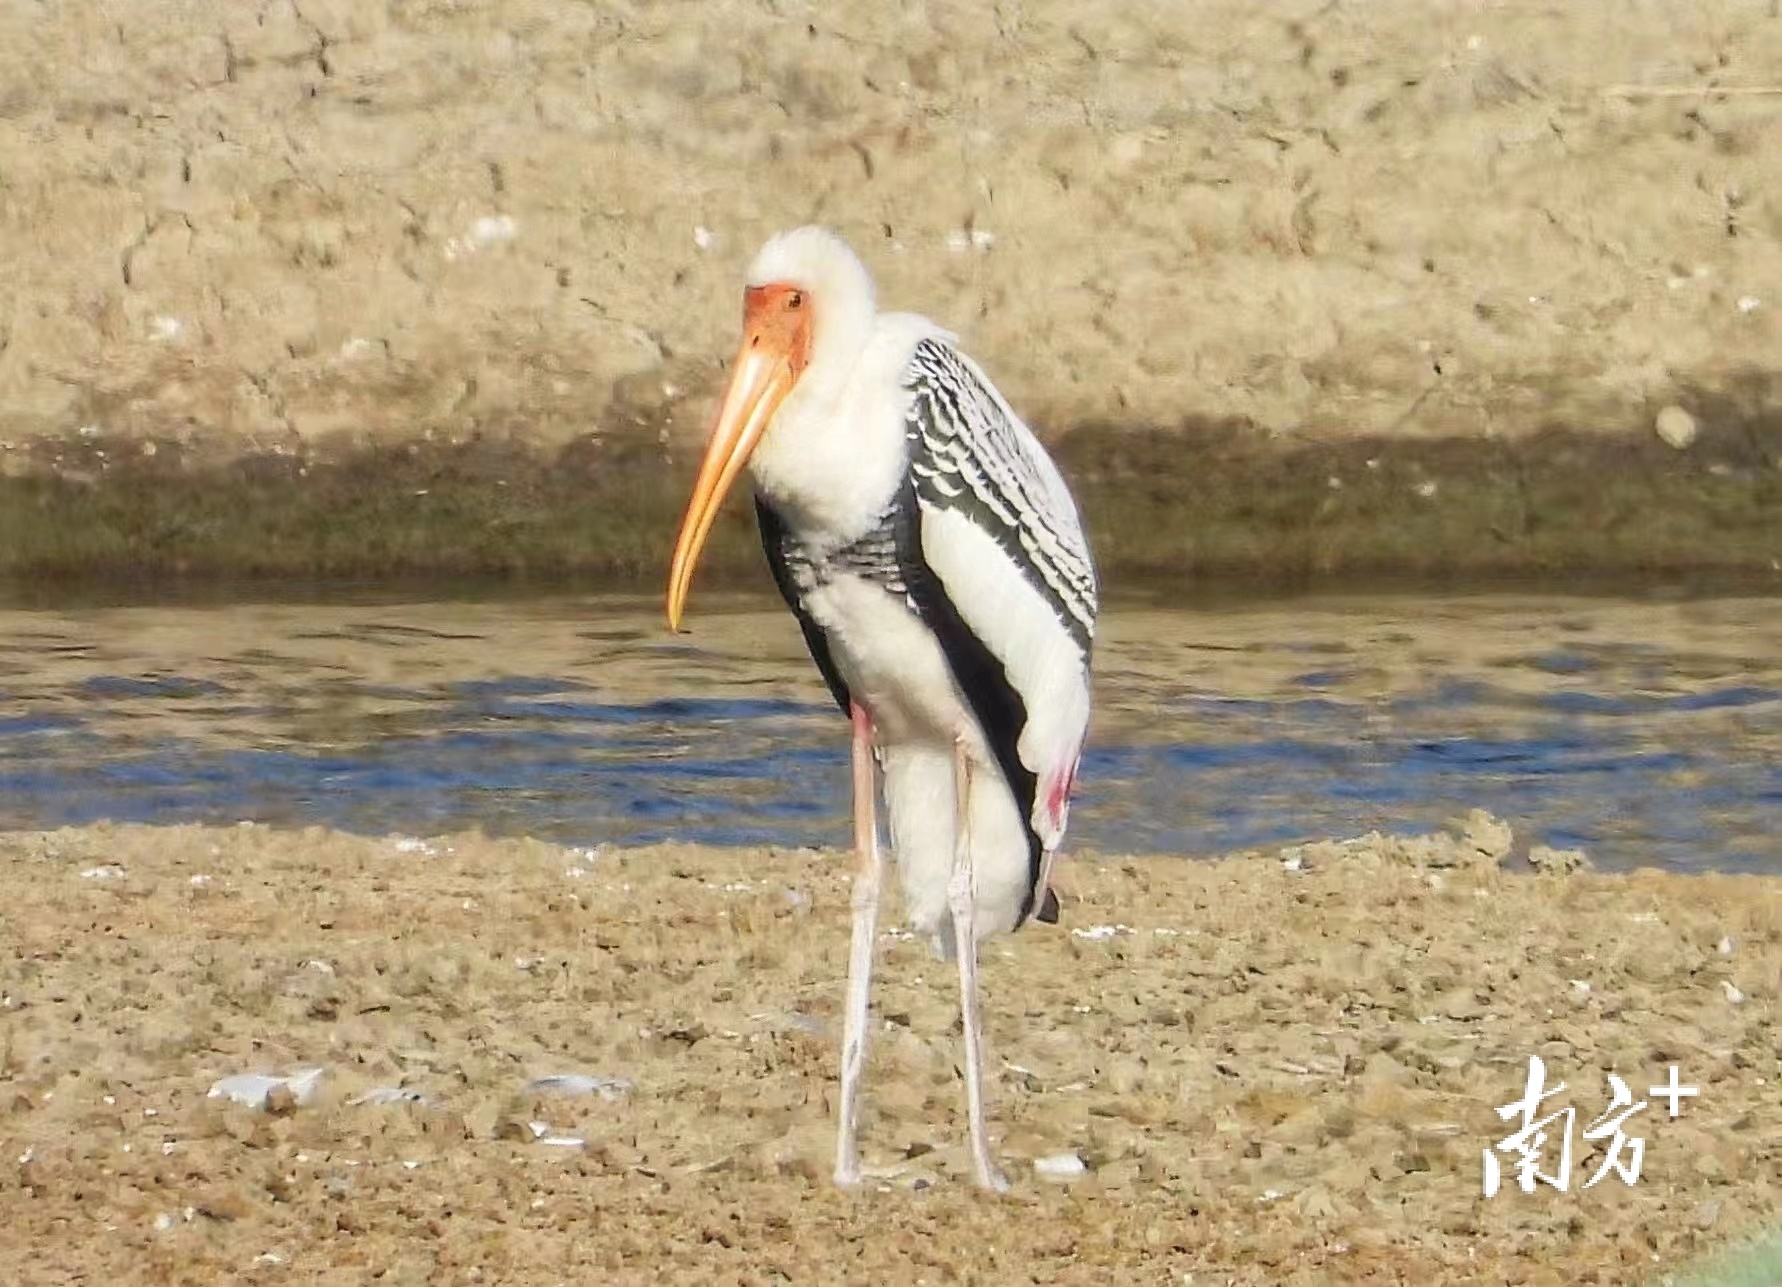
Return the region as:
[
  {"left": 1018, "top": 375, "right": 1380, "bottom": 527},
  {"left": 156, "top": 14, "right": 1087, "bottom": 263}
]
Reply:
[
  {"left": 1, "top": 1, "right": 1778, "bottom": 458},
  {"left": 2, "top": 4, "right": 1780, "bottom": 583},
  {"left": 2, "top": 821, "right": 1777, "bottom": 1284}
]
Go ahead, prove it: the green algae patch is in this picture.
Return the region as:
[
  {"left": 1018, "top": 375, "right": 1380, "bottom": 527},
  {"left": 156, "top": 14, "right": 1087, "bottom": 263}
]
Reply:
[
  {"left": 0, "top": 432, "right": 760, "bottom": 589},
  {"left": 1653, "top": 1226, "right": 1782, "bottom": 1287},
  {"left": 0, "top": 403, "right": 1777, "bottom": 592},
  {"left": 1060, "top": 414, "right": 1782, "bottom": 584}
]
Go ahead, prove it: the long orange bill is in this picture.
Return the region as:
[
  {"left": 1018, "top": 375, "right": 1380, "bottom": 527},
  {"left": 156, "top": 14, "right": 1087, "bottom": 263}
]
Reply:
[{"left": 666, "top": 341, "right": 795, "bottom": 632}]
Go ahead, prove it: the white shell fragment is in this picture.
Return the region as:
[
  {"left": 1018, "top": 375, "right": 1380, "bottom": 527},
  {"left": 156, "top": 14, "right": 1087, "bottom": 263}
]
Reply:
[
  {"left": 1034, "top": 1152, "right": 1088, "bottom": 1181},
  {"left": 470, "top": 215, "right": 517, "bottom": 247},
  {"left": 525, "top": 1073, "right": 632, "bottom": 1102},
  {"left": 525, "top": 1120, "right": 586, "bottom": 1148},
  {"left": 208, "top": 1068, "right": 325, "bottom": 1110},
  {"left": 349, "top": 1086, "right": 429, "bottom": 1107}
]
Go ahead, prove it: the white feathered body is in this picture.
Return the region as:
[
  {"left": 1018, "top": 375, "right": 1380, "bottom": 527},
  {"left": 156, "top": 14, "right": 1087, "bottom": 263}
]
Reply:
[{"left": 748, "top": 293, "right": 1098, "bottom": 955}]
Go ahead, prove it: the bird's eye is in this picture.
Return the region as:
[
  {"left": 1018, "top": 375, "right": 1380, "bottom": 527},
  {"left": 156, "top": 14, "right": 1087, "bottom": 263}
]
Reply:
[{"left": 787, "top": 291, "right": 804, "bottom": 310}]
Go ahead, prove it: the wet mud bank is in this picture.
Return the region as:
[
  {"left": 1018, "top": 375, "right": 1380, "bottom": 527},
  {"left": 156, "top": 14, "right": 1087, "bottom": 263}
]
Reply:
[{"left": 2, "top": 392, "right": 1779, "bottom": 590}]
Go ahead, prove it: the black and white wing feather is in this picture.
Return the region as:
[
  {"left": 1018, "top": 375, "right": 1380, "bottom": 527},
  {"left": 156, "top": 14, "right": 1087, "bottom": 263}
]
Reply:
[{"left": 899, "top": 337, "right": 1098, "bottom": 872}]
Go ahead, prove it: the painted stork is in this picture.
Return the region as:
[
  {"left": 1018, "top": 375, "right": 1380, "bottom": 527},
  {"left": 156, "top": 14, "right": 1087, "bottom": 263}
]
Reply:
[{"left": 666, "top": 226, "right": 1098, "bottom": 1191}]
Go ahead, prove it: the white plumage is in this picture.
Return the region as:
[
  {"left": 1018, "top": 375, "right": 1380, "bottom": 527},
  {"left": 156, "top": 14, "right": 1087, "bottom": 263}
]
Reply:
[{"left": 666, "top": 225, "right": 1098, "bottom": 1191}]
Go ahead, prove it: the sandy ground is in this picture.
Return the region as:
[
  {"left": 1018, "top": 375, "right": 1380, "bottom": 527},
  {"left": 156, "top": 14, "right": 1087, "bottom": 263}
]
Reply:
[
  {"left": 2, "top": 1, "right": 1779, "bottom": 459},
  {"left": 2, "top": 818, "right": 1777, "bottom": 1285}
]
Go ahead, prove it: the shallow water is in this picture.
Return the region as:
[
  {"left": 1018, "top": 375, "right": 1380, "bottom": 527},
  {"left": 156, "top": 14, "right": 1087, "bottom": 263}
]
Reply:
[{"left": 0, "top": 589, "right": 1777, "bottom": 873}]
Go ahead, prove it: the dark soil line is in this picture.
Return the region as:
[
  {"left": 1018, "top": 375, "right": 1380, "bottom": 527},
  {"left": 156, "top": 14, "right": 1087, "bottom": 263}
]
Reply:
[{"left": 1, "top": 393, "right": 1776, "bottom": 592}]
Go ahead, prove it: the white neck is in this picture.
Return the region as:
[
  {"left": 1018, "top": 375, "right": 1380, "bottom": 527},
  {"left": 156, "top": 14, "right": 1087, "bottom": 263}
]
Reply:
[{"left": 750, "top": 311, "right": 951, "bottom": 545}]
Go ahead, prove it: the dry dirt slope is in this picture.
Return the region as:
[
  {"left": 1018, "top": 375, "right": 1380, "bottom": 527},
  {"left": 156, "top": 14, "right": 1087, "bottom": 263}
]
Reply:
[
  {"left": 0, "top": 0, "right": 1777, "bottom": 458},
  {"left": 0, "top": 819, "right": 1777, "bottom": 1284}
]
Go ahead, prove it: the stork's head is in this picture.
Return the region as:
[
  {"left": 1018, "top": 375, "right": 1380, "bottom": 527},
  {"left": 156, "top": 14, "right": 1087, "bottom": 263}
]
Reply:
[{"left": 666, "top": 226, "right": 877, "bottom": 630}]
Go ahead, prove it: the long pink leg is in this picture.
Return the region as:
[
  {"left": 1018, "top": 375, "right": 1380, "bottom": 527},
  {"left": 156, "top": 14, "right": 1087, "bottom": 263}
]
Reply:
[
  {"left": 833, "top": 701, "right": 883, "bottom": 1187},
  {"left": 949, "top": 737, "right": 1010, "bottom": 1193}
]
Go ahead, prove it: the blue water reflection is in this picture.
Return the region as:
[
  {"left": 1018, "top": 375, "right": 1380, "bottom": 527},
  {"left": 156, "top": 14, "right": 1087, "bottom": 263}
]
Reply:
[{"left": 0, "top": 597, "right": 1777, "bottom": 873}]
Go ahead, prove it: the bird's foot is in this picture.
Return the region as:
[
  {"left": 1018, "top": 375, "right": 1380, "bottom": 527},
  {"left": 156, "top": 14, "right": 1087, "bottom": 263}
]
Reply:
[
  {"left": 973, "top": 1161, "right": 1011, "bottom": 1194},
  {"left": 833, "top": 1155, "right": 863, "bottom": 1189}
]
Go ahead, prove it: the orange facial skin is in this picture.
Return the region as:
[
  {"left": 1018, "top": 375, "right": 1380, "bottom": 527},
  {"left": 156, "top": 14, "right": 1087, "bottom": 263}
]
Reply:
[{"left": 666, "top": 284, "right": 814, "bottom": 631}]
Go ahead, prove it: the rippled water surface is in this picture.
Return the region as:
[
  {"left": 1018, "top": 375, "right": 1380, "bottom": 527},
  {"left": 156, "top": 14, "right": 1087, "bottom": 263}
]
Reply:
[{"left": 0, "top": 588, "right": 1777, "bottom": 873}]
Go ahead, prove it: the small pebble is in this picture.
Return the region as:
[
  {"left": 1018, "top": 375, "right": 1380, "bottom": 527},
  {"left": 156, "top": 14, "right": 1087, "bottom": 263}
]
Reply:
[
  {"left": 1654, "top": 405, "right": 1697, "bottom": 450},
  {"left": 1440, "top": 988, "right": 1487, "bottom": 1021},
  {"left": 1528, "top": 845, "right": 1591, "bottom": 875}
]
